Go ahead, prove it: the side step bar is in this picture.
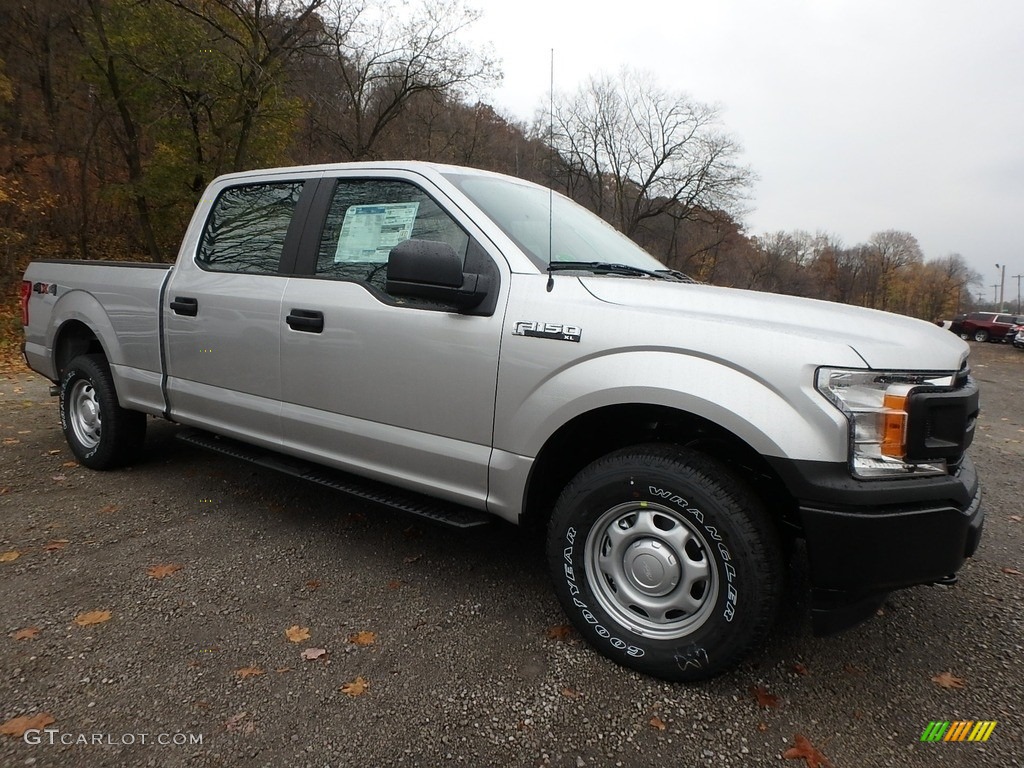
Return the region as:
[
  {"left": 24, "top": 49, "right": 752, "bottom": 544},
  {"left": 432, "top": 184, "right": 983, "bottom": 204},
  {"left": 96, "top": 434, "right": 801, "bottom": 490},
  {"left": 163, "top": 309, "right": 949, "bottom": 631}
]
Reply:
[{"left": 176, "top": 428, "right": 491, "bottom": 529}]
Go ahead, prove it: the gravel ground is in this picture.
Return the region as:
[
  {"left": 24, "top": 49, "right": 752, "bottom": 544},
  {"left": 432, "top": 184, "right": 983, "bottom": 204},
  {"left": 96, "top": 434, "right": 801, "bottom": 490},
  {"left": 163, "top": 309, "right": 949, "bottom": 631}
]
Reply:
[{"left": 1, "top": 342, "right": 1022, "bottom": 768}]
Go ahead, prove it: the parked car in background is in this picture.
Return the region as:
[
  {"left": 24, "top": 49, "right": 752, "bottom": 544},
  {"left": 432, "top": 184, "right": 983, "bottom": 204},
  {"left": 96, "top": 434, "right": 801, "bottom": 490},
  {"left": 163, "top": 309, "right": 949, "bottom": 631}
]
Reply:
[
  {"left": 1014, "top": 328, "right": 1024, "bottom": 349},
  {"left": 948, "top": 312, "right": 1024, "bottom": 343}
]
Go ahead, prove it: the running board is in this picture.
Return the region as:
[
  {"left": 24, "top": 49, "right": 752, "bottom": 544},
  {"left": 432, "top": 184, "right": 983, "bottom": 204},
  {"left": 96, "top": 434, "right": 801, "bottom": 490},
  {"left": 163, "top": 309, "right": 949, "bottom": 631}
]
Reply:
[{"left": 175, "top": 428, "right": 491, "bottom": 529}]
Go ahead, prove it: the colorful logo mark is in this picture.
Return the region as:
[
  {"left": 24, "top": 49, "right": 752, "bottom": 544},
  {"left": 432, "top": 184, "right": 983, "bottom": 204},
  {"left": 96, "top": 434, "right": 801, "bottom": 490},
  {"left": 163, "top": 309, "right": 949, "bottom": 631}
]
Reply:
[{"left": 921, "top": 721, "right": 997, "bottom": 742}]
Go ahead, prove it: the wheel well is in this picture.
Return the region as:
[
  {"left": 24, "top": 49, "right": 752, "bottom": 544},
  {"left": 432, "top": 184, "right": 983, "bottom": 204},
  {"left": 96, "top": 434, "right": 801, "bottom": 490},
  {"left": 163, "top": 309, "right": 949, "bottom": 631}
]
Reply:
[
  {"left": 520, "top": 404, "right": 799, "bottom": 536},
  {"left": 54, "top": 321, "right": 105, "bottom": 378}
]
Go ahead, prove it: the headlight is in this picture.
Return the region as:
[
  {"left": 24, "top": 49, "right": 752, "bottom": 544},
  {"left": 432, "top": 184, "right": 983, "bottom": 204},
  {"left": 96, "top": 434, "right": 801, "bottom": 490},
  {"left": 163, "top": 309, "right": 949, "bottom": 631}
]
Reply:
[{"left": 816, "top": 368, "right": 951, "bottom": 479}]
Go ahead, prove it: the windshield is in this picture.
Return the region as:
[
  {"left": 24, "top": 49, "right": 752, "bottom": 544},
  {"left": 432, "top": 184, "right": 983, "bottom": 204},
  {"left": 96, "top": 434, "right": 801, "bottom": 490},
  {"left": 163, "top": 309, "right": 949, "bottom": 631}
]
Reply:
[{"left": 442, "top": 172, "right": 667, "bottom": 272}]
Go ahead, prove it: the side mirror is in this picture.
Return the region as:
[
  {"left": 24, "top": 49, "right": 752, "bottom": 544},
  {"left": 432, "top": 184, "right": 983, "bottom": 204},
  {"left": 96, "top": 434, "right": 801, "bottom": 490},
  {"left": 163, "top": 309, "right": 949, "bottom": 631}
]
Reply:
[{"left": 386, "top": 240, "right": 489, "bottom": 310}]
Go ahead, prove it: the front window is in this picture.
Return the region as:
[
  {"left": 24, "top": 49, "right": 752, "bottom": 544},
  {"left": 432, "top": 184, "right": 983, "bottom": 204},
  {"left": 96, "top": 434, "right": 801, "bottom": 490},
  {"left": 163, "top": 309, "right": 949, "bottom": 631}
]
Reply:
[{"left": 443, "top": 172, "right": 666, "bottom": 272}]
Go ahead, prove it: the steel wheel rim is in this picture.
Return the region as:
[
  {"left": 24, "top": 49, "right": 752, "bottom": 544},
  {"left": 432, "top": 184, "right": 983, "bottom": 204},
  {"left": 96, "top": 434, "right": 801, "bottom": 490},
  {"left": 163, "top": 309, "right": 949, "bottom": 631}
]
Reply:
[
  {"left": 585, "top": 501, "right": 719, "bottom": 640},
  {"left": 69, "top": 379, "right": 102, "bottom": 449}
]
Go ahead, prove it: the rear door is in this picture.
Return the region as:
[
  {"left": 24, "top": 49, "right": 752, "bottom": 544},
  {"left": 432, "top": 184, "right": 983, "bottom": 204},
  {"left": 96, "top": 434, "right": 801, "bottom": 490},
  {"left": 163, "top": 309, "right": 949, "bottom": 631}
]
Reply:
[
  {"left": 164, "top": 174, "right": 317, "bottom": 446},
  {"left": 278, "top": 171, "right": 509, "bottom": 508}
]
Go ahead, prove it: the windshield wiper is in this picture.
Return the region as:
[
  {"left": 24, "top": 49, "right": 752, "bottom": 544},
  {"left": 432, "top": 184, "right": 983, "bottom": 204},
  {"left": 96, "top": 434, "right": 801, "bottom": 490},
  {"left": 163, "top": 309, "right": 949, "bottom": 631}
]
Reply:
[{"left": 548, "top": 261, "right": 684, "bottom": 281}]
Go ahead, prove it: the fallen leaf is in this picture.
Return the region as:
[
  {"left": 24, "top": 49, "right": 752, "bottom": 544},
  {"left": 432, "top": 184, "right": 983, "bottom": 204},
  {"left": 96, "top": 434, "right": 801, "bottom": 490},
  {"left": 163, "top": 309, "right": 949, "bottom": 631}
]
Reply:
[
  {"left": 1, "top": 713, "right": 56, "bottom": 738},
  {"left": 782, "top": 734, "right": 831, "bottom": 767},
  {"left": 51, "top": 474, "right": 66, "bottom": 482},
  {"left": 147, "top": 563, "right": 184, "bottom": 579},
  {"left": 0, "top": 551, "right": 20, "bottom": 563},
  {"left": 386, "top": 579, "right": 403, "bottom": 590},
  {"left": 73, "top": 610, "right": 112, "bottom": 627},
  {"left": 47, "top": 449, "right": 60, "bottom": 455},
  {"left": 44, "top": 540, "right": 69, "bottom": 552},
  {"left": 235, "top": 666, "right": 264, "bottom": 679},
  {"left": 98, "top": 504, "right": 120, "bottom": 514},
  {"left": 932, "top": 671, "right": 966, "bottom": 689},
  {"left": 0, "top": 486, "right": 11, "bottom": 495},
  {"left": 61, "top": 460, "right": 78, "bottom": 468},
  {"left": 12, "top": 627, "right": 40, "bottom": 641},
  {"left": 560, "top": 686, "right": 580, "bottom": 698},
  {"left": 285, "top": 625, "right": 310, "bottom": 643},
  {"left": 224, "top": 711, "right": 254, "bottom": 732},
  {"left": 1002, "top": 567, "right": 1023, "bottom": 576},
  {"left": 2, "top": 438, "right": 19, "bottom": 445},
  {"left": 340, "top": 676, "right": 369, "bottom": 697},
  {"left": 16, "top": 430, "right": 31, "bottom": 434},
  {"left": 1009, "top": 515, "right": 1022, "bottom": 523},
  {"left": 756, "top": 722, "right": 769, "bottom": 733},
  {"left": 275, "top": 667, "right": 292, "bottom": 674},
  {"left": 349, "top": 631, "right": 376, "bottom": 647},
  {"left": 301, "top": 647, "right": 327, "bottom": 661},
  {"left": 546, "top": 624, "right": 574, "bottom": 641},
  {"left": 751, "top": 685, "right": 780, "bottom": 708},
  {"left": 403, "top": 554, "right": 422, "bottom": 564},
  {"left": 649, "top": 715, "right": 666, "bottom": 731},
  {"left": 305, "top": 579, "right": 321, "bottom": 591},
  {"left": 791, "top": 662, "right": 809, "bottom": 676},
  {"left": 842, "top": 662, "right": 862, "bottom": 676}
]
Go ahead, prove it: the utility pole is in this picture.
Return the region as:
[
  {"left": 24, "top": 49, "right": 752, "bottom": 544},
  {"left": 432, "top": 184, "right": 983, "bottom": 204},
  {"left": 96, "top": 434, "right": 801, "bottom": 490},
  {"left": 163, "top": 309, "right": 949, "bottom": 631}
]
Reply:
[
  {"left": 995, "top": 263, "right": 1006, "bottom": 311},
  {"left": 992, "top": 284, "right": 999, "bottom": 304},
  {"left": 1014, "top": 273, "right": 1023, "bottom": 314}
]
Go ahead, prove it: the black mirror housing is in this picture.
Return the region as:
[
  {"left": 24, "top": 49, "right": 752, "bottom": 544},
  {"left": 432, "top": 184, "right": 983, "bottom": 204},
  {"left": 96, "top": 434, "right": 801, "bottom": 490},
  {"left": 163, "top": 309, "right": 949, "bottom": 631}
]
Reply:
[{"left": 386, "top": 240, "right": 489, "bottom": 310}]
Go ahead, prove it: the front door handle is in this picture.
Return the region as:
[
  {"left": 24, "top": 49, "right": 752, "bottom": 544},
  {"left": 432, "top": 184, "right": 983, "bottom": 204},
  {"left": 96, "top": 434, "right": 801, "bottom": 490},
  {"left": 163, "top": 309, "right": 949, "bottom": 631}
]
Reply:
[
  {"left": 170, "top": 296, "right": 198, "bottom": 316},
  {"left": 286, "top": 309, "right": 324, "bottom": 333}
]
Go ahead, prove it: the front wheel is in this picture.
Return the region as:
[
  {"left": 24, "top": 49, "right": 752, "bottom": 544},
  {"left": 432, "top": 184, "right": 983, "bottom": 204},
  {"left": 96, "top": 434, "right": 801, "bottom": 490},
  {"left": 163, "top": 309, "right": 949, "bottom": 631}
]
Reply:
[
  {"left": 546, "top": 445, "right": 783, "bottom": 681},
  {"left": 59, "top": 354, "right": 146, "bottom": 470}
]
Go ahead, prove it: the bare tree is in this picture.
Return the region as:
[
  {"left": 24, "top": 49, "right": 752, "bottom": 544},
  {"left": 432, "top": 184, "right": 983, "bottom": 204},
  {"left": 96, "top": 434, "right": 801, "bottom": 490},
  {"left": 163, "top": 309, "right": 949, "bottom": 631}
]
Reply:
[
  {"left": 309, "top": 0, "right": 499, "bottom": 160},
  {"left": 544, "top": 68, "right": 754, "bottom": 238}
]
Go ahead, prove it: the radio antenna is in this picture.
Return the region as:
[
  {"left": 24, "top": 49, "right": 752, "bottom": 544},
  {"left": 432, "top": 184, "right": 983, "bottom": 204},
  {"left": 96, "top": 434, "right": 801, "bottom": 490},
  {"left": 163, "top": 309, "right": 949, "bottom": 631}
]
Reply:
[{"left": 546, "top": 48, "right": 555, "bottom": 292}]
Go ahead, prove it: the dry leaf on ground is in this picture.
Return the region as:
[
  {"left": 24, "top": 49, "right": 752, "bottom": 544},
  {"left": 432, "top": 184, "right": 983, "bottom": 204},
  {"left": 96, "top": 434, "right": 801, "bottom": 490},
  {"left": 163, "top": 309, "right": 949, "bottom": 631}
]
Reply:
[
  {"left": 751, "top": 685, "right": 781, "bottom": 708},
  {"left": 73, "top": 610, "right": 111, "bottom": 627},
  {"left": 1002, "top": 567, "right": 1023, "bottom": 576},
  {"left": 285, "top": 625, "right": 310, "bottom": 643},
  {"left": 305, "top": 579, "right": 321, "bottom": 591},
  {"left": 1, "top": 713, "right": 56, "bottom": 738},
  {"left": 782, "top": 734, "right": 831, "bottom": 767},
  {"left": 147, "top": 563, "right": 184, "bottom": 579},
  {"left": 649, "top": 715, "right": 666, "bottom": 731},
  {"left": 386, "top": 579, "right": 403, "bottom": 590},
  {"left": 932, "top": 671, "right": 966, "bottom": 689},
  {"left": 0, "top": 551, "right": 20, "bottom": 563},
  {"left": 235, "top": 666, "right": 264, "bottom": 679},
  {"left": 560, "top": 687, "right": 580, "bottom": 698},
  {"left": 11, "top": 627, "right": 39, "bottom": 641},
  {"left": 301, "top": 647, "right": 327, "bottom": 661},
  {"left": 340, "top": 676, "right": 369, "bottom": 697},
  {"left": 791, "top": 662, "right": 809, "bottom": 676},
  {"left": 349, "top": 631, "right": 376, "bottom": 647},
  {"left": 44, "top": 540, "right": 69, "bottom": 552},
  {"left": 546, "top": 624, "right": 574, "bottom": 641},
  {"left": 98, "top": 504, "right": 120, "bottom": 514}
]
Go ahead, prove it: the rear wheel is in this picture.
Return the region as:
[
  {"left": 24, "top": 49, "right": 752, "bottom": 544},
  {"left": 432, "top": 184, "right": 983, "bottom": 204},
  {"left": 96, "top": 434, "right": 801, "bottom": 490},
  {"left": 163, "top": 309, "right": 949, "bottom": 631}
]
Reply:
[
  {"left": 973, "top": 329, "right": 989, "bottom": 342},
  {"left": 546, "top": 444, "right": 783, "bottom": 681},
  {"left": 59, "top": 354, "right": 146, "bottom": 469}
]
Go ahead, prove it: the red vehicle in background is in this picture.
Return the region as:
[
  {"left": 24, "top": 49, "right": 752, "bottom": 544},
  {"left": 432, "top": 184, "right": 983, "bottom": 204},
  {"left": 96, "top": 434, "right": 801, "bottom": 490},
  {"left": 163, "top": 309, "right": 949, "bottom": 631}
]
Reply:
[{"left": 948, "top": 312, "right": 1024, "bottom": 343}]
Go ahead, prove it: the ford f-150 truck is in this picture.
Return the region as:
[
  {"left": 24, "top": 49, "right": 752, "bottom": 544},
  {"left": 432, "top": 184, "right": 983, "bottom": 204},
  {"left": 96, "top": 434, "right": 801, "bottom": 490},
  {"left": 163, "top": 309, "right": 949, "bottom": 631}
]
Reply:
[{"left": 21, "top": 162, "right": 982, "bottom": 681}]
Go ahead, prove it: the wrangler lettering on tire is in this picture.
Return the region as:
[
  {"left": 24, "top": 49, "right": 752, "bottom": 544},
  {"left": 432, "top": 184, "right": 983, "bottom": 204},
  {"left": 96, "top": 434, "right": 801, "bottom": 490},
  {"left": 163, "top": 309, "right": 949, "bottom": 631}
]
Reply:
[{"left": 546, "top": 444, "right": 783, "bottom": 682}]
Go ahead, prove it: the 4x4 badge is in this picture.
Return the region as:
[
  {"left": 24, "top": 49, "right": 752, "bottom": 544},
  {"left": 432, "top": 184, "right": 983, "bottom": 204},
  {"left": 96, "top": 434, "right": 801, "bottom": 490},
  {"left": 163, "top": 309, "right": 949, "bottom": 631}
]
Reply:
[{"left": 512, "top": 321, "right": 582, "bottom": 343}]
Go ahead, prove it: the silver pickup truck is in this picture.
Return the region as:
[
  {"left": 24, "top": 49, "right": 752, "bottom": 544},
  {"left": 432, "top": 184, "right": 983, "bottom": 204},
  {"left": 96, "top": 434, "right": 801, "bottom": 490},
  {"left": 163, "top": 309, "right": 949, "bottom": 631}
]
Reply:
[{"left": 20, "top": 162, "right": 982, "bottom": 681}]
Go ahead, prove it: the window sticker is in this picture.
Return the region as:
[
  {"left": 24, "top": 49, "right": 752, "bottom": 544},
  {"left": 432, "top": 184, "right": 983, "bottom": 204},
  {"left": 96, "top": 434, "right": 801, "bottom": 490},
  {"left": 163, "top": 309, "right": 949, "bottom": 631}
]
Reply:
[{"left": 335, "top": 202, "right": 419, "bottom": 263}]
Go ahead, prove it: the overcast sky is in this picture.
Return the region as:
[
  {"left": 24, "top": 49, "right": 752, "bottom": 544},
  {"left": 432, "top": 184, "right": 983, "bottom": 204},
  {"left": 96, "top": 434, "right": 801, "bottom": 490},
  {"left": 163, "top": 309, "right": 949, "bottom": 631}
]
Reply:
[{"left": 466, "top": 0, "right": 1024, "bottom": 295}]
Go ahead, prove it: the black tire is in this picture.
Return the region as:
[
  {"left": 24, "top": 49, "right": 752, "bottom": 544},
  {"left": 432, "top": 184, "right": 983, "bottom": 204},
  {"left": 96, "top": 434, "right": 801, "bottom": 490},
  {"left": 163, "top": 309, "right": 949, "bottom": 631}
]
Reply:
[
  {"left": 958, "top": 332, "right": 971, "bottom": 340},
  {"left": 59, "top": 354, "right": 146, "bottom": 470},
  {"left": 546, "top": 444, "right": 783, "bottom": 682},
  {"left": 973, "top": 329, "right": 989, "bottom": 343}
]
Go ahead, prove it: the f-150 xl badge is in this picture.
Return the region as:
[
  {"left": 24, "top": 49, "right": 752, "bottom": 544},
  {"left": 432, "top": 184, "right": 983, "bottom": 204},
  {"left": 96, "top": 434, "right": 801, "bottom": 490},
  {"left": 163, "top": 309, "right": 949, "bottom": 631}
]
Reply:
[{"left": 512, "top": 321, "right": 582, "bottom": 343}]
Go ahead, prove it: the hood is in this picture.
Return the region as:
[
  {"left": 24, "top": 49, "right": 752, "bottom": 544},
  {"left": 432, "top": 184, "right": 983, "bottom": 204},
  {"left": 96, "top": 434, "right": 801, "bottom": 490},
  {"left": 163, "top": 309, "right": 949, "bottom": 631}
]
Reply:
[{"left": 579, "top": 278, "right": 969, "bottom": 372}]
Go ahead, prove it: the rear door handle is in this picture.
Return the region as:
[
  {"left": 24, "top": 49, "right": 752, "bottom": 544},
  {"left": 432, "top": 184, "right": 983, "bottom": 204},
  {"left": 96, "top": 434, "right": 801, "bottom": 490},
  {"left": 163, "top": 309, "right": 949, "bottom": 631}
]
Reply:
[
  {"left": 170, "top": 296, "right": 198, "bottom": 316},
  {"left": 286, "top": 309, "right": 324, "bottom": 333}
]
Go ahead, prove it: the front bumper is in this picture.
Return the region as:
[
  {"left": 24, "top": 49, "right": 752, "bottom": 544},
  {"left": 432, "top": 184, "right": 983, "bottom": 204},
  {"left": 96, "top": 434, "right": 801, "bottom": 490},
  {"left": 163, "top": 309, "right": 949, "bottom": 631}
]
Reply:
[{"left": 768, "top": 454, "right": 983, "bottom": 634}]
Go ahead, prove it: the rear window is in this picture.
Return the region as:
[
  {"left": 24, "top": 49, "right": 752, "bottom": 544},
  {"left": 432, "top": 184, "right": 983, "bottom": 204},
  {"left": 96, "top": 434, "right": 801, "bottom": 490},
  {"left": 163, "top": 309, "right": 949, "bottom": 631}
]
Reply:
[{"left": 197, "top": 182, "right": 304, "bottom": 274}]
